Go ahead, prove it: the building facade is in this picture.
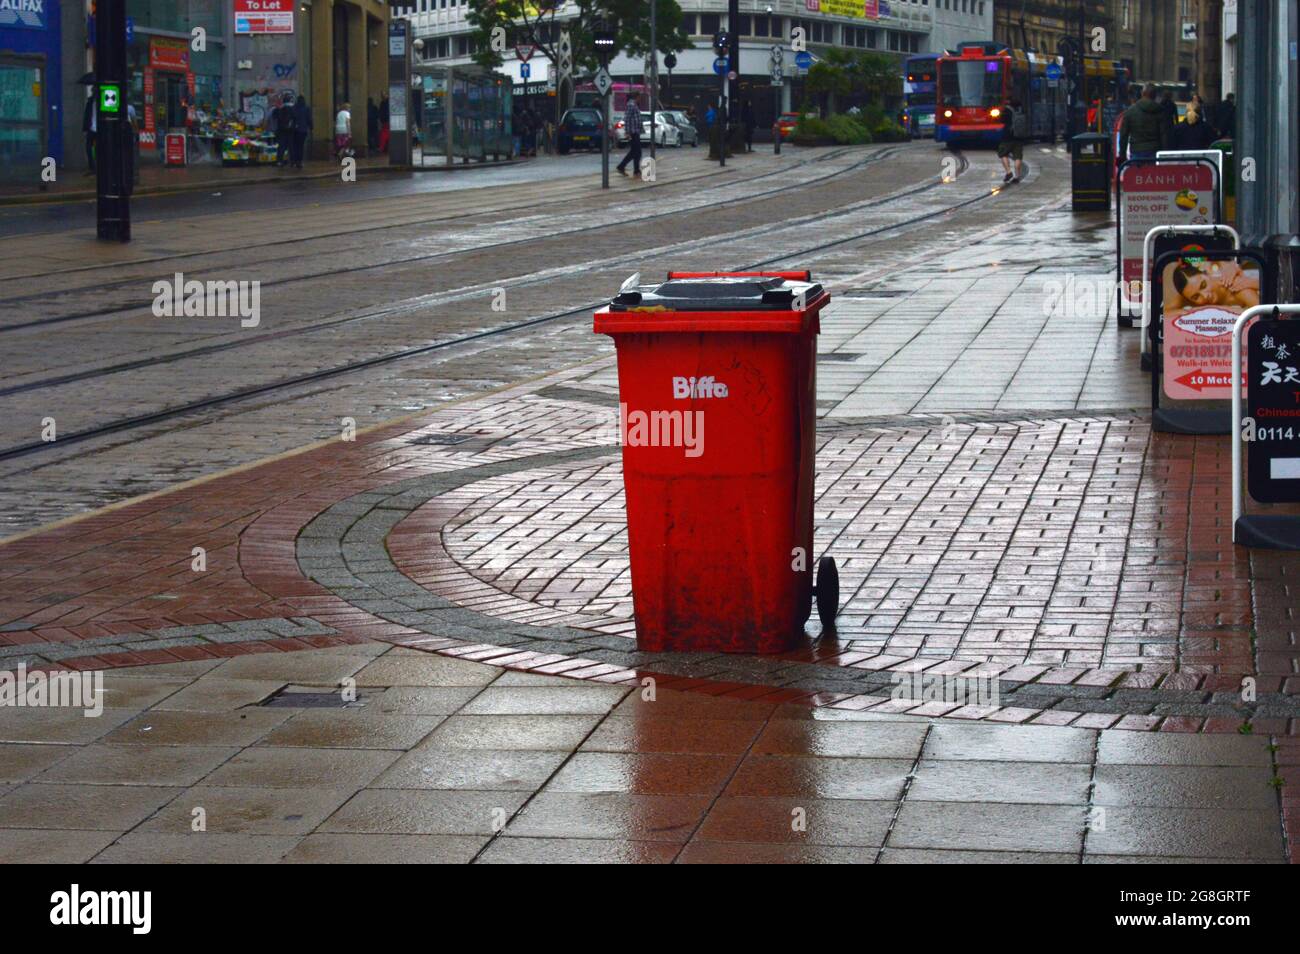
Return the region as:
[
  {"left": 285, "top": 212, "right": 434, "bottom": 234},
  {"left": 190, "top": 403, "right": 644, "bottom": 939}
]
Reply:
[
  {"left": 1, "top": 0, "right": 390, "bottom": 180},
  {"left": 0, "top": 0, "right": 81, "bottom": 182},
  {"left": 992, "top": 1, "right": 1211, "bottom": 92},
  {"left": 393, "top": 0, "right": 993, "bottom": 131}
]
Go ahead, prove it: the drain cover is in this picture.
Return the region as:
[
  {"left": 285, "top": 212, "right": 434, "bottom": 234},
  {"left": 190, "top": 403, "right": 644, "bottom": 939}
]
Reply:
[
  {"left": 406, "top": 433, "right": 473, "bottom": 446},
  {"left": 257, "top": 686, "right": 369, "bottom": 708},
  {"left": 839, "top": 288, "right": 911, "bottom": 298}
]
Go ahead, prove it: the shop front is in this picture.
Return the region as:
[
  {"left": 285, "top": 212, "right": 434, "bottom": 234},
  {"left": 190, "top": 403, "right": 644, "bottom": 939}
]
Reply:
[
  {"left": 0, "top": 0, "right": 61, "bottom": 183},
  {"left": 120, "top": 1, "right": 226, "bottom": 161}
]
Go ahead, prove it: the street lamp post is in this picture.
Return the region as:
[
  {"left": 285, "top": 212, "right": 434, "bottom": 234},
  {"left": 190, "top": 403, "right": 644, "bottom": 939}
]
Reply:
[
  {"left": 95, "top": 0, "right": 131, "bottom": 242},
  {"left": 595, "top": 24, "right": 615, "bottom": 190},
  {"left": 650, "top": 0, "right": 657, "bottom": 165}
]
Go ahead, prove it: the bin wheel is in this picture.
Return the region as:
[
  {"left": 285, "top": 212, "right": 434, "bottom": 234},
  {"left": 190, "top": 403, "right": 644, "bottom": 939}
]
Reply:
[{"left": 813, "top": 556, "right": 839, "bottom": 631}]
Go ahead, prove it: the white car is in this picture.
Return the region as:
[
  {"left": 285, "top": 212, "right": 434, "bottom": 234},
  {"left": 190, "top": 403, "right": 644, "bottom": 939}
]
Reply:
[{"left": 641, "top": 112, "right": 683, "bottom": 147}]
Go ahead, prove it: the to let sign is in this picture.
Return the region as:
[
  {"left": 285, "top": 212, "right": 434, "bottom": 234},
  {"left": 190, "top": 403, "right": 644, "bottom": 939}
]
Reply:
[
  {"left": 235, "top": 0, "right": 293, "bottom": 34},
  {"left": 1248, "top": 319, "right": 1300, "bottom": 503}
]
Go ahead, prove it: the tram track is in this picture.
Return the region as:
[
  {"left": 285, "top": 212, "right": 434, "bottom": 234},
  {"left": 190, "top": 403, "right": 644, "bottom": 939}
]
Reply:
[
  {"left": 0, "top": 149, "right": 854, "bottom": 286},
  {"left": 0, "top": 146, "right": 882, "bottom": 331},
  {"left": 0, "top": 150, "right": 998, "bottom": 466},
  {"left": 0, "top": 151, "right": 969, "bottom": 401}
]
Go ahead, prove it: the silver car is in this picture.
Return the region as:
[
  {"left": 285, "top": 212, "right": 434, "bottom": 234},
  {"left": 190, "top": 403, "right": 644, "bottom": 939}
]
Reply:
[
  {"left": 659, "top": 110, "right": 699, "bottom": 147},
  {"left": 641, "top": 112, "right": 682, "bottom": 147}
]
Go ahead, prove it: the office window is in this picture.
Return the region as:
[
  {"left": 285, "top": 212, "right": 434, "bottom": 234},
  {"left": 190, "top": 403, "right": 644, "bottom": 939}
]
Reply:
[
  {"left": 736, "top": 14, "right": 751, "bottom": 35},
  {"left": 754, "top": 15, "right": 769, "bottom": 37},
  {"left": 701, "top": 13, "right": 721, "bottom": 35}
]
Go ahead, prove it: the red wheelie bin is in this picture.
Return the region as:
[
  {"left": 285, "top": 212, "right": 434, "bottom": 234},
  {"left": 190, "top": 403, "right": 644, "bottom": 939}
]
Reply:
[{"left": 593, "top": 270, "right": 839, "bottom": 653}]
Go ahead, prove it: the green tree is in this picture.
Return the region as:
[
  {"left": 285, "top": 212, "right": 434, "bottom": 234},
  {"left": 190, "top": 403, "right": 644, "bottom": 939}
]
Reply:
[
  {"left": 467, "top": 0, "right": 692, "bottom": 119},
  {"left": 804, "top": 49, "right": 902, "bottom": 115}
]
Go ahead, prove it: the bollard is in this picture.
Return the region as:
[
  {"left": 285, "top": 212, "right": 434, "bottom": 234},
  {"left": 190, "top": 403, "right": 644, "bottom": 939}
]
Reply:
[{"left": 773, "top": 122, "right": 781, "bottom": 155}]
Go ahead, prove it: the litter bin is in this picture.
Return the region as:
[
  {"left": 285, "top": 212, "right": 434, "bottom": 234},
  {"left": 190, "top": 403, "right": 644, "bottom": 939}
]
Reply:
[
  {"left": 1070, "top": 132, "right": 1111, "bottom": 211},
  {"left": 593, "top": 271, "right": 839, "bottom": 654}
]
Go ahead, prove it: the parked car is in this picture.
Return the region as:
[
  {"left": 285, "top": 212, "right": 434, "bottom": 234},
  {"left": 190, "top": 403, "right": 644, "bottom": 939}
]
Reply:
[
  {"left": 641, "top": 112, "right": 683, "bottom": 147},
  {"left": 557, "top": 109, "right": 605, "bottom": 153},
  {"left": 659, "top": 110, "right": 699, "bottom": 147},
  {"left": 775, "top": 112, "right": 801, "bottom": 140}
]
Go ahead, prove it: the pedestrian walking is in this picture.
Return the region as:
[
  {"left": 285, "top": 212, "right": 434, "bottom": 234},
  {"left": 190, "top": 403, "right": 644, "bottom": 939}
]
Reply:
[
  {"left": 996, "top": 96, "right": 1024, "bottom": 183},
  {"left": 1118, "top": 84, "right": 1168, "bottom": 160},
  {"left": 742, "top": 99, "right": 755, "bottom": 152},
  {"left": 1171, "top": 105, "right": 1218, "bottom": 150},
  {"left": 1214, "top": 93, "right": 1236, "bottom": 138},
  {"left": 334, "top": 102, "right": 353, "bottom": 160},
  {"left": 273, "top": 93, "right": 296, "bottom": 166},
  {"left": 616, "top": 97, "right": 643, "bottom": 178},
  {"left": 1159, "top": 90, "right": 1178, "bottom": 141},
  {"left": 82, "top": 91, "right": 96, "bottom": 175},
  {"left": 367, "top": 97, "right": 380, "bottom": 153},
  {"left": 379, "top": 93, "right": 390, "bottom": 152},
  {"left": 290, "top": 95, "right": 312, "bottom": 168}
]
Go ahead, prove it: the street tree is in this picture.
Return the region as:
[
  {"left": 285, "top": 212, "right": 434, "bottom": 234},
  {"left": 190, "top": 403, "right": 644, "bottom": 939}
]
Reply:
[{"left": 467, "top": 0, "right": 692, "bottom": 128}]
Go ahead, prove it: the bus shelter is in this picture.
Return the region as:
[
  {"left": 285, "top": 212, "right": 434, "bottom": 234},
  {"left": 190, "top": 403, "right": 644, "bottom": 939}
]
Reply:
[{"left": 412, "top": 64, "right": 512, "bottom": 166}]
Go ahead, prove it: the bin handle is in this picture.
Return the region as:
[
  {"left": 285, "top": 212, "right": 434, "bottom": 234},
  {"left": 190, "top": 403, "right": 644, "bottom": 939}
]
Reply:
[{"left": 665, "top": 270, "right": 812, "bottom": 282}]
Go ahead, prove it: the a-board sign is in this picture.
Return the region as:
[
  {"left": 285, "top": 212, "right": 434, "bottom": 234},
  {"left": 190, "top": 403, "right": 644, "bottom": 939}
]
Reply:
[
  {"left": 164, "top": 132, "right": 186, "bottom": 166},
  {"left": 1158, "top": 244, "right": 1256, "bottom": 399},
  {"left": 1140, "top": 230, "right": 1236, "bottom": 369},
  {"left": 1247, "top": 317, "right": 1300, "bottom": 504},
  {"left": 1116, "top": 158, "right": 1219, "bottom": 320},
  {"left": 1151, "top": 248, "right": 1268, "bottom": 432}
]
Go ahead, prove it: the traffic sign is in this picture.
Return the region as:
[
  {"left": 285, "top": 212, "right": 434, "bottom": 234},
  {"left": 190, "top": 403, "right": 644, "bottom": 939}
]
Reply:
[
  {"left": 769, "top": 45, "right": 784, "bottom": 64},
  {"left": 520, "top": 62, "right": 531, "bottom": 79},
  {"left": 713, "top": 56, "right": 729, "bottom": 76},
  {"left": 771, "top": 67, "right": 783, "bottom": 87},
  {"left": 99, "top": 84, "right": 121, "bottom": 114},
  {"left": 594, "top": 68, "right": 612, "bottom": 97},
  {"left": 516, "top": 43, "right": 536, "bottom": 63},
  {"left": 1046, "top": 63, "right": 1064, "bottom": 81},
  {"left": 795, "top": 51, "right": 812, "bottom": 71}
]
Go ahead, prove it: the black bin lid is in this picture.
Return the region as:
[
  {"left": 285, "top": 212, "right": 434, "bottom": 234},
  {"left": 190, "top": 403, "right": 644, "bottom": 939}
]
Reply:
[{"left": 609, "top": 275, "right": 824, "bottom": 312}]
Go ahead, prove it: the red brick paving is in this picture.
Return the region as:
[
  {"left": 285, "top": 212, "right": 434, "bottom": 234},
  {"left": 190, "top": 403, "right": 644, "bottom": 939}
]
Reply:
[{"left": 0, "top": 396, "right": 1297, "bottom": 744}]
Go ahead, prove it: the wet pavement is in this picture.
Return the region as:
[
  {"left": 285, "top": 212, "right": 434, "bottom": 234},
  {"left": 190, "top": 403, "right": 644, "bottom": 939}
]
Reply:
[
  {"left": 1, "top": 142, "right": 1296, "bottom": 863},
  {"left": 0, "top": 646, "right": 1285, "bottom": 863}
]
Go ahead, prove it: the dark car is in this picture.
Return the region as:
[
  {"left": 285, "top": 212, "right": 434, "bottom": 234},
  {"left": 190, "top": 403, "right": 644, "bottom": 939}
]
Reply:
[{"left": 557, "top": 108, "right": 605, "bottom": 154}]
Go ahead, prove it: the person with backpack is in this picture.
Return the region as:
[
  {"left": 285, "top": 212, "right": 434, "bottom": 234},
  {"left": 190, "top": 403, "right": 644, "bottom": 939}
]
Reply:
[
  {"left": 997, "top": 96, "right": 1024, "bottom": 183},
  {"left": 1119, "top": 83, "right": 1168, "bottom": 160}
]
